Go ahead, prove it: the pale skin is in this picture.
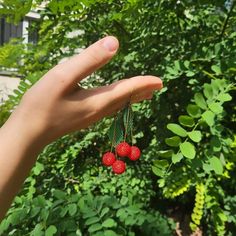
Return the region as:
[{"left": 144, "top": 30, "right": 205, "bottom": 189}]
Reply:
[{"left": 0, "top": 36, "right": 162, "bottom": 221}]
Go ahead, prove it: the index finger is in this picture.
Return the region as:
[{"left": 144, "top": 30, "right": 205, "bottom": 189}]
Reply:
[{"left": 46, "top": 36, "right": 119, "bottom": 91}]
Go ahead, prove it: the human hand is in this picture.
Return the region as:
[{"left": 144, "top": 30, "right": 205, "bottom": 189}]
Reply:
[
  {"left": 0, "top": 36, "right": 162, "bottom": 219},
  {"left": 9, "top": 36, "right": 162, "bottom": 146}
]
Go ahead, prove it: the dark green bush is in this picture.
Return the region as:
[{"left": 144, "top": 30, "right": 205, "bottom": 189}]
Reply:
[{"left": 0, "top": 0, "right": 236, "bottom": 235}]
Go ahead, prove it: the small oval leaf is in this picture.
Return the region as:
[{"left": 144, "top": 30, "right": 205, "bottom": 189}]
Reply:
[
  {"left": 211, "top": 65, "right": 221, "bottom": 75},
  {"left": 165, "top": 136, "right": 181, "bottom": 147},
  {"left": 88, "top": 223, "right": 103, "bottom": 233},
  {"left": 188, "top": 131, "right": 202, "bottom": 142},
  {"left": 202, "top": 111, "right": 215, "bottom": 126},
  {"left": 153, "top": 160, "right": 169, "bottom": 169},
  {"left": 194, "top": 93, "right": 207, "bottom": 109},
  {"left": 172, "top": 153, "right": 183, "bottom": 164},
  {"left": 102, "top": 218, "right": 117, "bottom": 228},
  {"left": 158, "top": 150, "right": 173, "bottom": 158},
  {"left": 45, "top": 225, "right": 57, "bottom": 236},
  {"left": 85, "top": 217, "right": 100, "bottom": 226},
  {"left": 167, "top": 123, "right": 187, "bottom": 137},
  {"left": 180, "top": 142, "right": 196, "bottom": 159},
  {"left": 208, "top": 102, "right": 223, "bottom": 114},
  {"left": 187, "top": 104, "right": 202, "bottom": 118},
  {"left": 203, "top": 84, "right": 214, "bottom": 100},
  {"left": 178, "top": 115, "right": 195, "bottom": 127},
  {"left": 217, "top": 93, "right": 232, "bottom": 102},
  {"left": 209, "top": 157, "right": 223, "bottom": 175},
  {"left": 152, "top": 166, "right": 165, "bottom": 177}
]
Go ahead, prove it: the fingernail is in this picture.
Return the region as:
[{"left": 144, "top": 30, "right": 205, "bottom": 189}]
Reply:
[{"left": 102, "top": 36, "right": 119, "bottom": 52}]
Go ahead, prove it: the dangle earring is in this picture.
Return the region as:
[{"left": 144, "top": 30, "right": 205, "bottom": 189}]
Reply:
[{"left": 102, "top": 101, "right": 141, "bottom": 175}]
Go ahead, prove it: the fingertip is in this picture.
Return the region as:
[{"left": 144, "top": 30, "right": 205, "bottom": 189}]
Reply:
[
  {"left": 147, "top": 75, "right": 163, "bottom": 89},
  {"left": 133, "top": 75, "right": 163, "bottom": 90},
  {"left": 102, "top": 36, "right": 119, "bottom": 52},
  {"left": 158, "top": 77, "right": 163, "bottom": 89}
]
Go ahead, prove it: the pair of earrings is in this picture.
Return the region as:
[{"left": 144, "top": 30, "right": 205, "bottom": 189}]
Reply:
[{"left": 102, "top": 103, "right": 141, "bottom": 174}]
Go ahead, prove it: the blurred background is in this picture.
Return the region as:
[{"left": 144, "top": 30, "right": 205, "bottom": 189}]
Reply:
[{"left": 0, "top": 0, "right": 236, "bottom": 235}]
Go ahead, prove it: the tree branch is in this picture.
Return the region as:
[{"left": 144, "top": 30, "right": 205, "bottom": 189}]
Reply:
[{"left": 219, "top": 0, "right": 236, "bottom": 40}]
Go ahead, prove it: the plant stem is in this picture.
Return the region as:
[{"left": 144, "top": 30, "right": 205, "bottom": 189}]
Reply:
[{"left": 219, "top": 0, "right": 236, "bottom": 40}]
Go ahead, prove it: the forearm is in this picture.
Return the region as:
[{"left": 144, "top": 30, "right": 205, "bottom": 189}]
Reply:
[{"left": 0, "top": 111, "right": 45, "bottom": 221}]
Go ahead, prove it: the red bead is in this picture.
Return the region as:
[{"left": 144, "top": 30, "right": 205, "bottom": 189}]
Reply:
[
  {"left": 112, "top": 160, "right": 126, "bottom": 174},
  {"left": 116, "top": 142, "right": 131, "bottom": 157},
  {"left": 102, "top": 152, "right": 116, "bottom": 166},
  {"left": 128, "top": 146, "right": 141, "bottom": 161}
]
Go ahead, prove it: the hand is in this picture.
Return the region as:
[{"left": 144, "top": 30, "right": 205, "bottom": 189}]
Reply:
[
  {"left": 0, "top": 36, "right": 162, "bottom": 220},
  {"left": 11, "top": 36, "right": 162, "bottom": 145}
]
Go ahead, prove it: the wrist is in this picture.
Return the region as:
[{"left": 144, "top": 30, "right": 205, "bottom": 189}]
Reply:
[{"left": 1, "top": 109, "right": 48, "bottom": 155}]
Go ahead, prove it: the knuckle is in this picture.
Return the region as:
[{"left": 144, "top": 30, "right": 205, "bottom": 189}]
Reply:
[
  {"left": 88, "top": 52, "right": 100, "bottom": 64},
  {"left": 50, "top": 64, "right": 68, "bottom": 80}
]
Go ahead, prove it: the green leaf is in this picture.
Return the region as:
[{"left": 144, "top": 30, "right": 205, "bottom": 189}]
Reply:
[
  {"left": 85, "top": 217, "right": 100, "bottom": 226},
  {"left": 30, "top": 223, "right": 44, "bottom": 236},
  {"left": 158, "top": 150, "right": 173, "bottom": 158},
  {"left": 208, "top": 102, "right": 223, "bottom": 114},
  {"left": 174, "top": 60, "right": 181, "bottom": 70},
  {"left": 211, "top": 65, "right": 221, "bottom": 75},
  {"left": 188, "top": 131, "right": 202, "bottom": 142},
  {"left": 209, "top": 157, "right": 223, "bottom": 175},
  {"left": 211, "top": 79, "right": 221, "bottom": 94},
  {"left": 202, "top": 111, "right": 215, "bottom": 126},
  {"left": 158, "top": 179, "right": 165, "bottom": 188},
  {"left": 167, "top": 123, "right": 187, "bottom": 137},
  {"left": 202, "top": 163, "right": 212, "bottom": 173},
  {"left": 184, "top": 60, "right": 190, "bottom": 69},
  {"left": 102, "top": 218, "right": 117, "bottom": 228},
  {"left": 210, "top": 136, "right": 221, "bottom": 152},
  {"left": 104, "top": 230, "right": 117, "bottom": 236},
  {"left": 83, "top": 210, "right": 97, "bottom": 219},
  {"left": 180, "top": 142, "right": 196, "bottom": 159},
  {"left": 203, "top": 84, "right": 213, "bottom": 100},
  {"left": 178, "top": 115, "right": 195, "bottom": 127},
  {"left": 217, "top": 93, "right": 232, "bottom": 102},
  {"left": 165, "top": 136, "right": 181, "bottom": 147},
  {"left": 152, "top": 166, "right": 165, "bottom": 177},
  {"left": 100, "top": 207, "right": 109, "bottom": 218},
  {"left": 120, "top": 196, "right": 128, "bottom": 206},
  {"left": 53, "top": 190, "right": 66, "bottom": 200},
  {"left": 171, "top": 153, "right": 183, "bottom": 164},
  {"left": 186, "top": 71, "right": 195, "bottom": 77},
  {"left": 34, "top": 162, "right": 44, "bottom": 176},
  {"left": 88, "top": 223, "right": 103, "bottom": 233},
  {"left": 45, "top": 226, "right": 57, "bottom": 236},
  {"left": 108, "top": 115, "right": 124, "bottom": 146},
  {"left": 153, "top": 160, "right": 169, "bottom": 169},
  {"left": 218, "top": 212, "right": 227, "bottom": 222},
  {"left": 187, "top": 104, "right": 202, "bottom": 118},
  {"left": 68, "top": 203, "right": 77, "bottom": 216},
  {"left": 166, "top": 66, "right": 179, "bottom": 75},
  {"left": 194, "top": 93, "right": 207, "bottom": 109}
]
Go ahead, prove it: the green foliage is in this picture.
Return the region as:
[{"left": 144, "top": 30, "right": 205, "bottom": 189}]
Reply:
[
  {"left": 0, "top": 191, "right": 175, "bottom": 236},
  {"left": 0, "top": 0, "right": 236, "bottom": 235},
  {"left": 0, "top": 39, "right": 24, "bottom": 70},
  {"left": 0, "top": 0, "right": 32, "bottom": 23},
  {"left": 154, "top": 79, "right": 234, "bottom": 234},
  {"left": 190, "top": 183, "right": 205, "bottom": 231}
]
